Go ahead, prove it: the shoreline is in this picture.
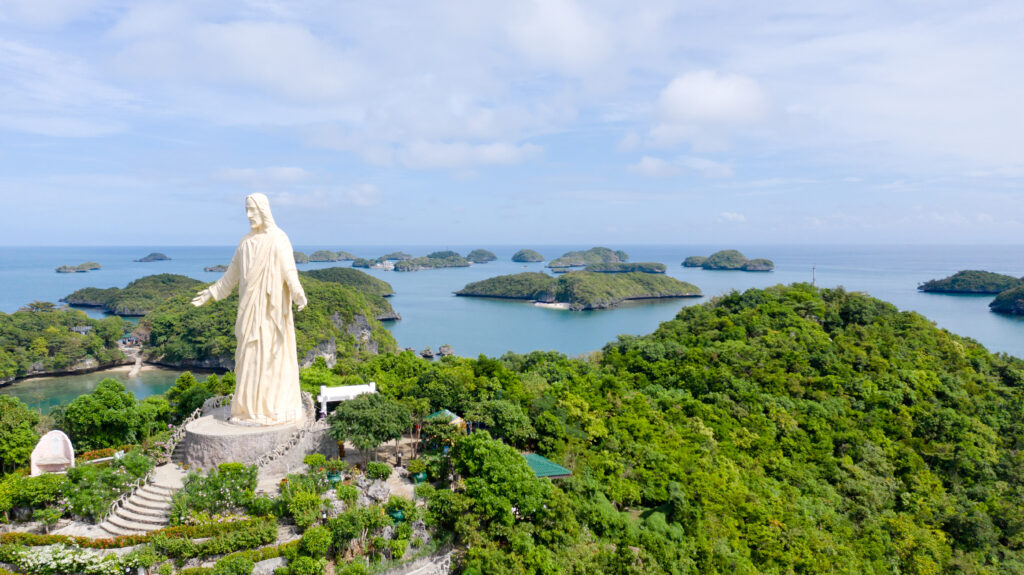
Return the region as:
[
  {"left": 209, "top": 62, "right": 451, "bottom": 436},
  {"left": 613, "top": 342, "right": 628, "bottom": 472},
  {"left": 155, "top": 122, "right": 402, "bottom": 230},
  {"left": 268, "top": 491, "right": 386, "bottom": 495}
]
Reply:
[{"left": 534, "top": 302, "right": 571, "bottom": 310}]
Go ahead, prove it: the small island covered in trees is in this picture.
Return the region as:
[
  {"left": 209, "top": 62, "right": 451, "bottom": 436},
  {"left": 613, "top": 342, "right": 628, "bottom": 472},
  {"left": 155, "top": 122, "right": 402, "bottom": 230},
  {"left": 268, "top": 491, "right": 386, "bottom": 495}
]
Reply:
[
  {"left": 62, "top": 274, "right": 205, "bottom": 316},
  {"left": 918, "top": 270, "right": 1023, "bottom": 294},
  {"left": 465, "top": 249, "right": 497, "bottom": 263},
  {"left": 511, "top": 249, "right": 544, "bottom": 262},
  {"left": 134, "top": 252, "right": 170, "bottom": 262},
  {"left": 308, "top": 250, "right": 356, "bottom": 262},
  {"left": 547, "top": 246, "right": 629, "bottom": 268},
  {"left": 55, "top": 262, "right": 101, "bottom": 273},
  {"left": 456, "top": 271, "right": 700, "bottom": 310},
  {"left": 394, "top": 251, "right": 470, "bottom": 271},
  {"left": 683, "top": 249, "right": 774, "bottom": 271},
  {"left": 204, "top": 264, "right": 228, "bottom": 272},
  {"left": 585, "top": 262, "right": 666, "bottom": 274}
]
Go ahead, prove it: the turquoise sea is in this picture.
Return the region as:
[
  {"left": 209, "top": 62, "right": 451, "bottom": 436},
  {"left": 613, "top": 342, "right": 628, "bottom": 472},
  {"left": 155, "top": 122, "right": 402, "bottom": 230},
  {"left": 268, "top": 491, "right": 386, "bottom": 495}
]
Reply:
[{"left": 2, "top": 244, "right": 1024, "bottom": 361}]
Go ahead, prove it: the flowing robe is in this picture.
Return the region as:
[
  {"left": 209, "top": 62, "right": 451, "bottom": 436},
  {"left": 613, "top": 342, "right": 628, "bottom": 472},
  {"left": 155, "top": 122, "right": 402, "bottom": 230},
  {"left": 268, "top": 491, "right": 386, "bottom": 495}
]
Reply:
[{"left": 208, "top": 226, "right": 304, "bottom": 425}]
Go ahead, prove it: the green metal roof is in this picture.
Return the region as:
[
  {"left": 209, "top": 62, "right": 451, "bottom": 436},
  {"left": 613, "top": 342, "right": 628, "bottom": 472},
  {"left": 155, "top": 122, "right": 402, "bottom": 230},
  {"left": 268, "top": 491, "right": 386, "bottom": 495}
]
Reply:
[{"left": 522, "top": 453, "right": 571, "bottom": 478}]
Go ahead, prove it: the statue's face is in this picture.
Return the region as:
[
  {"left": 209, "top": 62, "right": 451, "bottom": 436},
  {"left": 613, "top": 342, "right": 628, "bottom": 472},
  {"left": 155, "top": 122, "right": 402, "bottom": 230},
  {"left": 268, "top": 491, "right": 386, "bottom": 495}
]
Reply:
[{"left": 246, "top": 200, "right": 263, "bottom": 230}]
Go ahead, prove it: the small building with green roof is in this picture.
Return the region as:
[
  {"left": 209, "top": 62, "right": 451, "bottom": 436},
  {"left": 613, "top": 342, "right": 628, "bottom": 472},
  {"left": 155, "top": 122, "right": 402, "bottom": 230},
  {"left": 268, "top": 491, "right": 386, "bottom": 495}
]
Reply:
[{"left": 522, "top": 453, "right": 571, "bottom": 479}]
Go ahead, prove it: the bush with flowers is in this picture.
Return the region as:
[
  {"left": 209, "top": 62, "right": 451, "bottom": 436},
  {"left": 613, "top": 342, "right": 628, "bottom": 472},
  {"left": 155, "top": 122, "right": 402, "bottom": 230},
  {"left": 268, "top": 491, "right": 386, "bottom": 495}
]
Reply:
[
  {"left": 66, "top": 448, "right": 153, "bottom": 521},
  {"left": 170, "top": 462, "right": 258, "bottom": 525}
]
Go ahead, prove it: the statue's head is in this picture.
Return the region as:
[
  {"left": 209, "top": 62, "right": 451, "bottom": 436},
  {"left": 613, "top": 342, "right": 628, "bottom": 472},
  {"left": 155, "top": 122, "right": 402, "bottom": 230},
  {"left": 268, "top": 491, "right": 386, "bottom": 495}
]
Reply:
[{"left": 245, "top": 193, "right": 276, "bottom": 232}]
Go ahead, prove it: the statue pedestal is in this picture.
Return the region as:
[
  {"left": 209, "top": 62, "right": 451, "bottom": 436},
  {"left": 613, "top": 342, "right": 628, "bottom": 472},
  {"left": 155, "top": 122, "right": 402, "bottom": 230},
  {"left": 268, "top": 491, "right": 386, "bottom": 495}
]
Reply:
[{"left": 183, "top": 407, "right": 299, "bottom": 470}]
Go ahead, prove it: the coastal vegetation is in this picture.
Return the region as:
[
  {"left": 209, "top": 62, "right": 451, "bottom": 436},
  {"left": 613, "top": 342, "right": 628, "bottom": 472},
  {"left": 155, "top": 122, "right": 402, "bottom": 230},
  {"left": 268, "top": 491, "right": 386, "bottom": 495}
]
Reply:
[
  {"left": 55, "top": 262, "right": 101, "bottom": 274},
  {"left": 308, "top": 250, "right": 356, "bottom": 262},
  {"left": 685, "top": 249, "right": 775, "bottom": 271},
  {"left": 456, "top": 271, "right": 700, "bottom": 310},
  {"left": 547, "top": 246, "right": 629, "bottom": 268},
  {"left": 381, "top": 251, "right": 413, "bottom": 261},
  {"left": 394, "top": 251, "right": 470, "bottom": 272},
  {"left": 135, "top": 253, "right": 170, "bottom": 263},
  {"left": 919, "top": 270, "right": 1024, "bottom": 294},
  {"left": 989, "top": 285, "right": 1024, "bottom": 314},
  {"left": 465, "top": 249, "right": 497, "bottom": 263},
  {"left": 0, "top": 304, "right": 125, "bottom": 383},
  {"left": 511, "top": 249, "right": 544, "bottom": 263},
  {"left": 294, "top": 251, "right": 309, "bottom": 264},
  {"left": 62, "top": 274, "right": 205, "bottom": 316},
  {"left": 300, "top": 268, "right": 394, "bottom": 297},
  {"left": 351, "top": 258, "right": 372, "bottom": 268},
  {"left": 584, "top": 262, "right": 666, "bottom": 274}
]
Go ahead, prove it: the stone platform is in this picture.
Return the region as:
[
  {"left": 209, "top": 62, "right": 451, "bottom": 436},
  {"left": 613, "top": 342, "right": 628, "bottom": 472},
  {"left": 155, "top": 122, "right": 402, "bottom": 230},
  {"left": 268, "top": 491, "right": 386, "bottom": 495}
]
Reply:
[{"left": 183, "top": 406, "right": 301, "bottom": 469}]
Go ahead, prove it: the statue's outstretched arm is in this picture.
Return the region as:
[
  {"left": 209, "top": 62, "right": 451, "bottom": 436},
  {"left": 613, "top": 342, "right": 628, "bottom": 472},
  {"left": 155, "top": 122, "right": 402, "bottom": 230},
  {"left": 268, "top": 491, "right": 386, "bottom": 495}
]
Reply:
[{"left": 193, "top": 248, "right": 241, "bottom": 306}]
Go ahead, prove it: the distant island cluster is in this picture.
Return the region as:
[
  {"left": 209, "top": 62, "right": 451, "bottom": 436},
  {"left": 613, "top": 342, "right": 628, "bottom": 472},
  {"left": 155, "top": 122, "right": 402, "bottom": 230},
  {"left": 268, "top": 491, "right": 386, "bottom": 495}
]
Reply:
[
  {"left": 919, "top": 270, "right": 1024, "bottom": 315},
  {"left": 55, "top": 252, "right": 170, "bottom": 273}
]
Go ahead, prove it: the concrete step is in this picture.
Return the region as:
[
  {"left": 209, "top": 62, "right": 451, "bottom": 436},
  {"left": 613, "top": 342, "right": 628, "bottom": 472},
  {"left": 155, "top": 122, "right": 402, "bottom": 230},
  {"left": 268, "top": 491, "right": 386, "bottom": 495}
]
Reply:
[
  {"left": 107, "top": 513, "right": 161, "bottom": 534},
  {"left": 138, "top": 486, "right": 173, "bottom": 502},
  {"left": 98, "top": 521, "right": 137, "bottom": 538},
  {"left": 124, "top": 498, "right": 170, "bottom": 517},
  {"left": 116, "top": 506, "right": 168, "bottom": 526},
  {"left": 127, "top": 495, "right": 171, "bottom": 512}
]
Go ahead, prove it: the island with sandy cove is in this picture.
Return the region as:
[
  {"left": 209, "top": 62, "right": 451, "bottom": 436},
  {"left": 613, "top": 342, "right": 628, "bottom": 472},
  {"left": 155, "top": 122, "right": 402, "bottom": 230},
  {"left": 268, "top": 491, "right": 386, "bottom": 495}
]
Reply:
[
  {"left": 684, "top": 250, "right": 774, "bottom": 271},
  {"left": 511, "top": 249, "right": 545, "bottom": 262},
  {"left": 134, "top": 252, "right": 170, "bottom": 262},
  {"left": 919, "top": 270, "right": 1023, "bottom": 294},
  {"left": 455, "top": 271, "right": 700, "bottom": 310},
  {"left": 547, "top": 246, "right": 629, "bottom": 268},
  {"left": 55, "top": 261, "right": 101, "bottom": 273}
]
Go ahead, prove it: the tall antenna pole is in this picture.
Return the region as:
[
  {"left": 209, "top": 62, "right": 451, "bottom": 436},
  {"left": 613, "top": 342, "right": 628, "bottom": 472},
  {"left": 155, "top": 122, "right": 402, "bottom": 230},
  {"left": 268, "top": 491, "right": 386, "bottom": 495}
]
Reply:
[{"left": 812, "top": 265, "right": 816, "bottom": 286}]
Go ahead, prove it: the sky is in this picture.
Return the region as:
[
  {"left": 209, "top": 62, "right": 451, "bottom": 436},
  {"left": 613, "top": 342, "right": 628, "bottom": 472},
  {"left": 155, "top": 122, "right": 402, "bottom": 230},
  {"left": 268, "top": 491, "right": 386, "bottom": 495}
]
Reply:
[{"left": 1, "top": 0, "right": 1023, "bottom": 246}]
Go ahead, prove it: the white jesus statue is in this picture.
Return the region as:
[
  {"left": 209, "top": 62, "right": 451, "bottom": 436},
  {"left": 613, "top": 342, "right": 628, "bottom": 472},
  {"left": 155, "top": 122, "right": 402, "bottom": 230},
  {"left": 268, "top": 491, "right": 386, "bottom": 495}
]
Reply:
[{"left": 191, "top": 193, "right": 308, "bottom": 425}]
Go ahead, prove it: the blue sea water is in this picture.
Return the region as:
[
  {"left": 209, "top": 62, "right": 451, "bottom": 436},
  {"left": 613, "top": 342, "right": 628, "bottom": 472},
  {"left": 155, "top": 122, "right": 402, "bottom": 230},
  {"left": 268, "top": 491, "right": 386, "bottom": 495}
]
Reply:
[{"left": 2, "top": 245, "right": 1024, "bottom": 361}]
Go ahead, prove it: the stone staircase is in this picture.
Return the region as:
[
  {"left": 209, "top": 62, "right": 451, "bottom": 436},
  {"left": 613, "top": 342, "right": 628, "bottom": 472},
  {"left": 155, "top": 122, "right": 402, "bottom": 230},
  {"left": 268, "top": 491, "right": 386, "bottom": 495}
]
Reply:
[
  {"left": 170, "top": 441, "right": 187, "bottom": 466},
  {"left": 98, "top": 464, "right": 185, "bottom": 537}
]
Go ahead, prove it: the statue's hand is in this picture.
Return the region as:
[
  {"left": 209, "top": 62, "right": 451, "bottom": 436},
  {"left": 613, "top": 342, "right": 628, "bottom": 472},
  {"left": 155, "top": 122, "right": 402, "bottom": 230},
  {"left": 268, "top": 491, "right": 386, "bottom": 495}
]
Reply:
[
  {"left": 294, "top": 292, "right": 308, "bottom": 312},
  {"left": 191, "top": 289, "right": 212, "bottom": 307}
]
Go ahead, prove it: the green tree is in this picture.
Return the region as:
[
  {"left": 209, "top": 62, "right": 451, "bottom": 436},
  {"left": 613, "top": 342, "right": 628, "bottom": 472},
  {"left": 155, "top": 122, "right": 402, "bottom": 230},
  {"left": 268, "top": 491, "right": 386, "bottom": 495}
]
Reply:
[
  {"left": 0, "top": 395, "right": 40, "bottom": 472},
  {"left": 328, "top": 393, "right": 411, "bottom": 462},
  {"left": 59, "top": 378, "right": 152, "bottom": 450}
]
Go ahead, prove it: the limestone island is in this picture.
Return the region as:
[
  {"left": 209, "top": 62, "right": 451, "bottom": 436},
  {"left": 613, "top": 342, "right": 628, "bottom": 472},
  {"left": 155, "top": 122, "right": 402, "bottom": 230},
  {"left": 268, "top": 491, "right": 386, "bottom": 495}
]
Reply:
[
  {"left": 585, "top": 262, "right": 666, "bottom": 274},
  {"left": 918, "top": 270, "right": 1023, "bottom": 294},
  {"left": 547, "top": 246, "right": 629, "bottom": 268},
  {"left": 55, "top": 261, "right": 101, "bottom": 273},
  {"left": 512, "top": 249, "right": 545, "bottom": 262},
  {"left": 466, "top": 249, "right": 497, "bottom": 263},
  {"left": 294, "top": 251, "right": 309, "bottom": 264},
  {"left": 684, "top": 250, "right": 774, "bottom": 271},
  {"left": 204, "top": 264, "right": 229, "bottom": 273},
  {"left": 455, "top": 271, "right": 701, "bottom": 310},
  {"left": 990, "top": 286, "right": 1024, "bottom": 315},
  {"left": 308, "top": 250, "right": 357, "bottom": 262},
  {"left": 62, "top": 273, "right": 205, "bottom": 316},
  {"left": 134, "top": 252, "right": 170, "bottom": 262},
  {"left": 394, "top": 251, "right": 470, "bottom": 271}
]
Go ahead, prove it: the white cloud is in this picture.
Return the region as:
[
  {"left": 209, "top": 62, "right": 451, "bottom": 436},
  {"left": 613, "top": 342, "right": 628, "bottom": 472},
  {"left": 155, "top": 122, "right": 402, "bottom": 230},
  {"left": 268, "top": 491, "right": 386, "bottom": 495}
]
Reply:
[
  {"left": 720, "top": 211, "right": 747, "bottom": 223},
  {"left": 658, "top": 71, "right": 768, "bottom": 125},
  {"left": 627, "top": 155, "right": 732, "bottom": 178},
  {"left": 270, "top": 184, "right": 382, "bottom": 208},
  {"left": 627, "top": 156, "right": 678, "bottom": 177},
  {"left": 507, "top": 0, "right": 610, "bottom": 74},
  {"left": 398, "top": 141, "right": 542, "bottom": 169},
  {"left": 215, "top": 166, "right": 311, "bottom": 188}
]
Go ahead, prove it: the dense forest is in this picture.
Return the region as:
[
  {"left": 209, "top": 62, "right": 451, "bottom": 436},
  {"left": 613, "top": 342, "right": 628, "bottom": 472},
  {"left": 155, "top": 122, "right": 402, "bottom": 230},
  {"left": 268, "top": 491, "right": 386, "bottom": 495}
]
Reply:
[
  {"left": 684, "top": 249, "right": 775, "bottom": 271},
  {"left": 584, "top": 262, "right": 666, "bottom": 274},
  {"left": 919, "top": 270, "right": 1024, "bottom": 294},
  {"left": 466, "top": 249, "right": 498, "bottom": 263},
  {"left": 547, "top": 247, "right": 629, "bottom": 268},
  {"left": 0, "top": 304, "right": 125, "bottom": 382},
  {"left": 394, "top": 251, "right": 471, "bottom": 272},
  {"left": 511, "top": 249, "right": 544, "bottom": 263},
  {"left": 62, "top": 274, "right": 204, "bottom": 316},
  {"left": 456, "top": 271, "right": 701, "bottom": 310}
]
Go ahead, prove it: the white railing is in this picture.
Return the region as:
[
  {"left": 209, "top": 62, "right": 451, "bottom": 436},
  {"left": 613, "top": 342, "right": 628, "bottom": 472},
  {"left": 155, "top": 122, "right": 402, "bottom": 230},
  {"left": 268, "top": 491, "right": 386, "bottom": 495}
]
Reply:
[
  {"left": 250, "top": 392, "right": 320, "bottom": 469},
  {"left": 102, "top": 466, "right": 154, "bottom": 521}
]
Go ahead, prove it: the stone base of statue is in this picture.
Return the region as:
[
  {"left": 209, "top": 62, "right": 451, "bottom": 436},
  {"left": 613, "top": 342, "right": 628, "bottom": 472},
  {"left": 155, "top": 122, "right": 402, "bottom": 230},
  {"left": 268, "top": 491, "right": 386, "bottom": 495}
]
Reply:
[{"left": 182, "top": 401, "right": 311, "bottom": 470}]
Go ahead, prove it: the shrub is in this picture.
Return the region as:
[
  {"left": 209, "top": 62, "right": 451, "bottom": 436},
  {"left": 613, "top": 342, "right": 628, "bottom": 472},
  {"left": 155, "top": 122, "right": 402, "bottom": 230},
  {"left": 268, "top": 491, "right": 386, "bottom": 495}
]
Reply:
[
  {"left": 328, "top": 512, "right": 362, "bottom": 550},
  {"left": 335, "top": 484, "right": 358, "bottom": 508},
  {"left": 288, "top": 492, "right": 323, "bottom": 531},
  {"left": 212, "top": 554, "right": 254, "bottom": 575},
  {"left": 302, "top": 454, "right": 327, "bottom": 469},
  {"left": 158, "top": 563, "right": 173, "bottom": 575},
  {"left": 31, "top": 508, "right": 61, "bottom": 533},
  {"left": 406, "top": 458, "right": 426, "bottom": 475},
  {"left": 300, "top": 526, "right": 331, "bottom": 558},
  {"left": 336, "top": 561, "right": 368, "bottom": 575},
  {"left": 13, "top": 474, "right": 67, "bottom": 508},
  {"left": 246, "top": 494, "right": 278, "bottom": 517},
  {"left": 388, "top": 538, "right": 408, "bottom": 560},
  {"left": 171, "top": 463, "right": 257, "bottom": 524},
  {"left": 365, "top": 462, "right": 392, "bottom": 481},
  {"left": 384, "top": 496, "right": 418, "bottom": 522},
  {"left": 123, "top": 545, "right": 161, "bottom": 569},
  {"left": 286, "top": 556, "right": 326, "bottom": 575}
]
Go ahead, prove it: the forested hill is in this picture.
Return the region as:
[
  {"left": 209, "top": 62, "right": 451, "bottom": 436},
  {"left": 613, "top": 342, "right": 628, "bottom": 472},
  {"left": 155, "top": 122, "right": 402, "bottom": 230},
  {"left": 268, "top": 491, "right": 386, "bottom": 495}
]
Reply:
[
  {"left": 353, "top": 283, "right": 1024, "bottom": 573},
  {"left": 592, "top": 284, "right": 1024, "bottom": 572}
]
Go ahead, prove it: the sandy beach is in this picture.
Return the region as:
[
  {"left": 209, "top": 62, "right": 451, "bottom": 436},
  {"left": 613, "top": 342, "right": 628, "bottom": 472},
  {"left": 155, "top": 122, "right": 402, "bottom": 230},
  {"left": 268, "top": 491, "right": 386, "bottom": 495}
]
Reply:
[{"left": 533, "top": 302, "right": 571, "bottom": 310}]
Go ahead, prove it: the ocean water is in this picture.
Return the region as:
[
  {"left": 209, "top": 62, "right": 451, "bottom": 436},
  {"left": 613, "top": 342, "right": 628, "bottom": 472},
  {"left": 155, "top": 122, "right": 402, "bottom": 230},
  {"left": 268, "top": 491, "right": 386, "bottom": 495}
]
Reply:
[{"left": 1, "top": 245, "right": 1023, "bottom": 362}]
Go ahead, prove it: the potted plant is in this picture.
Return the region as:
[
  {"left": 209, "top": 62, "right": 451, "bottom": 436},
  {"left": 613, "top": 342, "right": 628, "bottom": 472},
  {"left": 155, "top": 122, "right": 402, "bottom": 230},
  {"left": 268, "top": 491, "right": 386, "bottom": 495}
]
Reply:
[
  {"left": 324, "top": 459, "right": 347, "bottom": 484},
  {"left": 407, "top": 458, "right": 427, "bottom": 483}
]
